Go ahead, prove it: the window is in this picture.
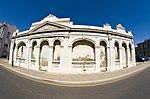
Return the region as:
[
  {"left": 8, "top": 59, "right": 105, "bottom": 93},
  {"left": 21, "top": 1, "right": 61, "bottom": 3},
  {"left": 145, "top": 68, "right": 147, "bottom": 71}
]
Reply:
[
  {"left": 53, "top": 40, "right": 61, "bottom": 61},
  {"left": 0, "top": 26, "right": 4, "bottom": 38},
  {"left": 114, "top": 42, "right": 119, "bottom": 60},
  {"left": 7, "top": 32, "right": 10, "bottom": 39}
]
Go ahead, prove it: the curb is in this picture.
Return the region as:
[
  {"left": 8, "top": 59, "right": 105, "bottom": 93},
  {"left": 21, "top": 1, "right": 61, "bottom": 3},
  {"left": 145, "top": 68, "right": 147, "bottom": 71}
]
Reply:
[{"left": 0, "top": 62, "right": 150, "bottom": 86}]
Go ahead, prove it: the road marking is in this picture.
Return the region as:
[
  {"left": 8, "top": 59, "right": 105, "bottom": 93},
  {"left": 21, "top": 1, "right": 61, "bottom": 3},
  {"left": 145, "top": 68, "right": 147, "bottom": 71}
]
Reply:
[{"left": 0, "top": 64, "right": 149, "bottom": 87}]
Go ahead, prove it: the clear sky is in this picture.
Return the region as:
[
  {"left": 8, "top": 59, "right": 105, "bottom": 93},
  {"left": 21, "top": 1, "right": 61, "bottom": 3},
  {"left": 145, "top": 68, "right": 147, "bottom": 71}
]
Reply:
[{"left": 0, "top": 0, "right": 150, "bottom": 45}]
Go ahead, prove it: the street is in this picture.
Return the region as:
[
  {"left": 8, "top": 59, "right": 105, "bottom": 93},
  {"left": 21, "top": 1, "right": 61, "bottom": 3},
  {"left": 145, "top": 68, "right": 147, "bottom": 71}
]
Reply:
[{"left": 0, "top": 65, "right": 150, "bottom": 99}]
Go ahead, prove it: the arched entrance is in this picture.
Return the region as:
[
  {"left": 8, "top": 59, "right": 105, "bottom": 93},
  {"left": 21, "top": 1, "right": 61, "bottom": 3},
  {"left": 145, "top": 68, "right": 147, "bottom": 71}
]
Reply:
[
  {"left": 52, "top": 40, "right": 61, "bottom": 68},
  {"left": 100, "top": 41, "right": 107, "bottom": 71},
  {"left": 16, "top": 42, "right": 26, "bottom": 66},
  {"left": 39, "top": 40, "right": 49, "bottom": 71},
  {"left": 114, "top": 42, "right": 120, "bottom": 66},
  {"left": 31, "top": 41, "right": 37, "bottom": 67},
  {"left": 72, "top": 40, "right": 95, "bottom": 72}
]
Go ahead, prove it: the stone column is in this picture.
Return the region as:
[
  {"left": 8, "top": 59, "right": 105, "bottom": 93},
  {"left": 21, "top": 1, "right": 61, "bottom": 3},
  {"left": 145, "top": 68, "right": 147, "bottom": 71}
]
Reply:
[
  {"left": 13, "top": 46, "right": 17, "bottom": 66},
  {"left": 131, "top": 41, "right": 136, "bottom": 66},
  {"left": 59, "top": 46, "right": 64, "bottom": 70},
  {"left": 60, "top": 45, "right": 72, "bottom": 73},
  {"left": 132, "top": 47, "right": 136, "bottom": 66},
  {"left": 25, "top": 41, "right": 30, "bottom": 69},
  {"left": 35, "top": 46, "right": 40, "bottom": 70},
  {"left": 119, "top": 47, "right": 123, "bottom": 69},
  {"left": 107, "top": 47, "right": 110, "bottom": 71},
  {"left": 108, "top": 34, "right": 113, "bottom": 71},
  {"left": 28, "top": 46, "right": 32, "bottom": 69},
  {"left": 9, "top": 40, "right": 14, "bottom": 64},
  {"left": 48, "top": 46, "right": 53, "bottom": 72},
  {"left": 95, "top": 46, "right": 100, "bottom": 72},
  {"left": 127, "top": 47, "right": 130, "bottom": 67},
  {"left": 68, "top": 46, "right": 73, "bottom": 72}
]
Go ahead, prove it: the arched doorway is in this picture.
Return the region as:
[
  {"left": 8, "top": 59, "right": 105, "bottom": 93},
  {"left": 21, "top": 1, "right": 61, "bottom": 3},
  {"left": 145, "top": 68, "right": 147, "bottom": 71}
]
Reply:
[
  {"left": 31, "top": 41, "right": 37, "bottom": 67},
  {"left": 16, "top": 42, "right": 26, "bottom": 66},
  {"left": 52, "top": 40, "right": 61, "bottom": 68},
  {"left": 114, "top": 42, "right": 120, "bottom": 66},
  {"left": 72, "top": 40, "right": 95, "bottom": 72},
  {"left": 39, "top": 40, "right": 49, "bottom": 71},
  {"left": 53, "top": 40, "right": 61, "bottom": 61},
  {"left": 129, "top": 43, "right": 132, "bottom": 61},
  {"left": 100, "top": 41, "right": 107, "bottom": 71}
]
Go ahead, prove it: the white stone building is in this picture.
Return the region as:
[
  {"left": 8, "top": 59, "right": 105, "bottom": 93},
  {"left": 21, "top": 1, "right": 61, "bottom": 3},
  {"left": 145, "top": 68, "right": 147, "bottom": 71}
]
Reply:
[{"left": 9, "top": 14, "right": 136, "bottom": 73}]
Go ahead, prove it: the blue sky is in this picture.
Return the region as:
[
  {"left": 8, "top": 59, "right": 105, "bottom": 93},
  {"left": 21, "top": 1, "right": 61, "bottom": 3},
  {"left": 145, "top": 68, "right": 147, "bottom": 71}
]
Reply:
[{"left": 0, "top": 0, "right": 150, "bottom": 45}]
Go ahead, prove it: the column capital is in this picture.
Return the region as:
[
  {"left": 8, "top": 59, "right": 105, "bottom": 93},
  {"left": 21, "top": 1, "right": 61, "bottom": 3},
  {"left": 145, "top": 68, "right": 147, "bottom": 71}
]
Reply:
[
  {"left": 36, "top": 46, "right": 40, "bottom": 48},
  {"left": 107, "top": 46, "right": 110, "bottom": 49},
  {"left": 95, "top": 46, "right": 100, "bottom": 48},
  {"left": 108, "top": 34, "right": 112, "bottom": 41},
  {"left": 119, "top": 47, "right": 122, "bottom": 49},
  {"left": 49, "top": 46, "right": 53, "bottom": 48},
  {"left": 68, "top": 46, "right": 72, "bottom": 48},
  {"left": 60, "top": 46, "right": 64, "bottom": 48}
]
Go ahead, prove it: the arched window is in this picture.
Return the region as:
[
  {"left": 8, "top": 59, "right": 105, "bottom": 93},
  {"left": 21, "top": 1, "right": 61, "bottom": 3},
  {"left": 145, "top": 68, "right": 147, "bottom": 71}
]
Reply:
[
  {"left": 31, "top": 41, "right": 37, "bottom": 59},
  {"left": 72, "top": 40, "right": 95, "bottom": 61},
  {"left": 114, "top": 42, "right": 119, "bottom": 60},
  {"left": 17, "top": 42, "right": 26, "bottom": 59},
  {"left": 129, "top": 43, "right": 132, "bottom": 60},
  {"left": 100, "top": 41, "right": 107, "bottom": 67},
  {"left": 53, "top": 40, "right": 61, "bottom": 61},
  {"left": 40, "top": 41, "right": 49, "bottom": 67}
]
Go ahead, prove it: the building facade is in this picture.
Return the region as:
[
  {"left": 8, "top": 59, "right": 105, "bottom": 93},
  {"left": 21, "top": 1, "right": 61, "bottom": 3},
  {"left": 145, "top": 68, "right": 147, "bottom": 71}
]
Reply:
[
  {"left": 9, "top": 14, "right": 136, "bottom": 73},
  {"left": 135, "top": 38, "right": 150, "bottom": 57},
  {"left": 0, "top": 22, "right": 17, "bottom": 58}
]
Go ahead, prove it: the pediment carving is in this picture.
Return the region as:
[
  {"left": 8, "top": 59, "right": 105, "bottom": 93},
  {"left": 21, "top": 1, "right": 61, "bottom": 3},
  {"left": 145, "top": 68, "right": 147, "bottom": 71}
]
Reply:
[
  {"left": 29, "top": 22, "right": 70, "bottom": 33},
  {"left": 34, "top": 24, "right": 63, "bottom": 32}
]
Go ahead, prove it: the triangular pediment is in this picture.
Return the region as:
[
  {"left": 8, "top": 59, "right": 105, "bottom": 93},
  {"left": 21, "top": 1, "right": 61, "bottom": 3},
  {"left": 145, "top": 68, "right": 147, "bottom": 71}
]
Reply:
[{"left": 29, "top": 21, "right": 70, "bottom": 33}]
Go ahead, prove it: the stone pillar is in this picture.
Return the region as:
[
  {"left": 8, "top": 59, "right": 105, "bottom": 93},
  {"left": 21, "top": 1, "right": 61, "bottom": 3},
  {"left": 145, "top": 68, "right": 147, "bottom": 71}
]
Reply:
[
  {"left": 9, "top": 40, "right": 14, "bottom": 64},
  {"left": 112, "top": 47, "right": 116, "bottom": 68},
  {"left": 132, "top": 47, "right": 136, "bottom": 66},
  {"left": 127, "top": 47, "right": 130, "bottom": 67},
  {"left": 119, "top": 47, "right": 123, "bottom": 69},
  {"left": 60, "top": 45, "right": 72, "bottom": 73},
  {"left": 107, "top": 47, "right": 110, "bottom": 71},
  {"left": 14, "top": 46, "right": 17, "bottom": 66},
  {"left": 25, "top": 41, "right": 30, "bottom": 69},
  {"left": 28, "top": 46, "right": 32, "bottom": 69},
  {"left": 108, "top": 34, "right": 113, "bottom": 71},
  {"left": 35, "top": 46, "right": 40, "bottom": 70},
  {"left": 68, "top": 46, "right": 73, "bottom": 72},
  {"left": 48, "top": 46, "right": 53, "bottom": 72},
  {"left": 95, "top": 46, "right": 100, "bottom": 72},
  {"left": 59, "top": 46, "right": 64, "bottom": 70}
]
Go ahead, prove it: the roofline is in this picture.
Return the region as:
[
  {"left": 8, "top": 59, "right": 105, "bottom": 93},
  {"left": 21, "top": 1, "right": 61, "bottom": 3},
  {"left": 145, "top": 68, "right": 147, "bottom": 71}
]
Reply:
[{"left": 13, "top": 27, "right": 133, "bottom": 39}]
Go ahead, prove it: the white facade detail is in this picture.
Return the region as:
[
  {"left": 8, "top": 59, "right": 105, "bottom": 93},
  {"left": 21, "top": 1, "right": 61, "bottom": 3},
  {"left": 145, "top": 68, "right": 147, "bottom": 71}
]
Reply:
[{"left": 9, "top": 14, "right": 136, "bottom": 74}]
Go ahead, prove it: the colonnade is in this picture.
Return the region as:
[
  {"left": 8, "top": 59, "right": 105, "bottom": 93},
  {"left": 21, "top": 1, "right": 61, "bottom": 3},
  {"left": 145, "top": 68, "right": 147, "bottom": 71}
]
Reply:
[{"left": 9, "top": 36, "right": 136, "bottom": 73}]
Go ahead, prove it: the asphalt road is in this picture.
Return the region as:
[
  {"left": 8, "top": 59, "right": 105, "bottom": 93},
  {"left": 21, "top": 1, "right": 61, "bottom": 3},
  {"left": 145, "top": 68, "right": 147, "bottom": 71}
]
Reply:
[{"left": 0, "top": 65, "right": 150, "bottom": 99}]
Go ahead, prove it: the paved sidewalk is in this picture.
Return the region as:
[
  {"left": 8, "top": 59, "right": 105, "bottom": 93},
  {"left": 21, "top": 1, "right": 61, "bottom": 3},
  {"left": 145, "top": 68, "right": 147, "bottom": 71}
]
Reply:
[{"left": 0, "top": 58, "right": 150, "bottom": 85}]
